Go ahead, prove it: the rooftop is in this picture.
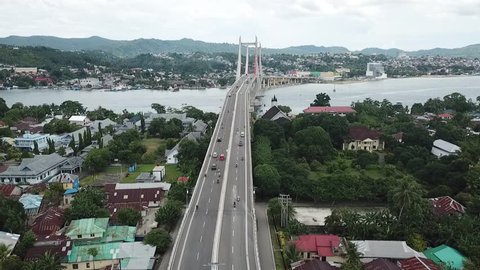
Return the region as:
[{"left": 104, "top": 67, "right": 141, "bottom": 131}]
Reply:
[
  {"left": 423, "top": 244, "right": 466, "bottom": 270},
  {"left": 294, "top": 234, "right": 341, "bottom": 256},
  {"left": 429, "top": 196, "right": 466, "bottom": 216},
  {"left": 65, "top": 218, "right": 109, "bottom": 237},
  {"left": 31, "top": 207, "right": 65, "bottom": 237},
  {"left": 351, "top": 240, "right": 425, "bottom": 261},
  {"left": 69, "top": 115, "right": 88, "bottom": 122},
  {"left": 399, "top": 256, "right": 440, "bottom": 270},
  {"left": 114, "top": 182, "right": 171, "bottom": 191},
  {"left": 432, "top": 139, "right": 461, "bottom": 153},
  {"left": 303, "top": 106, "right": 356, "bottom": 114},
  {"left": 363, "top": 258, "right": 400, "bottom": 270},
  {"left": 346, "top": 126, "right": 382, "bottom": 141},
  {"left": 19, "top": 193, "right": 43, "bottom": 210},
  {"left": 0, "top": 231, "right": 20, "bottom": 253},
  {"left": 0, "top": 153, "right": 67, "bottom": 177}
]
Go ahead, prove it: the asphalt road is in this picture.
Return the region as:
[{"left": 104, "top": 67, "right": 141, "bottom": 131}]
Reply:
[{"left": 169, "top": 75, "right": 261, "bottom": 270}]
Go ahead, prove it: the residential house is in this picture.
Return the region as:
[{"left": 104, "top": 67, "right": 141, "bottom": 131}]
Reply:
[
  {"left": 105, "top": 182, "right": 171, "bottom": 208},
  {"left": 49, "top": 173, "right": 80, "bottom": 205},
  {"left": 262, "top": 106, "right": 291, "bottom": 123},
  {"left": 69, "top": 116, "right": 91, "bottom": 127},
  {"left": 64, "top": 241, "right": 156, "bottom": 270},
  {"left": 351, "top": 240, "right": 425, "bottom": 262},
  {"left": 429, "top": 196, "right": 466, "bottom": 216},
  {"left": 0, "top": 153, "right": 68, "bottom": 184},
  {"left": 14, "top": 133, "right": 49, "bottom": 151},
  {"left": 177, "top": 176, "right": 190, "bottom": 183},
  {"left": 303, "top": 106, "right": 356, "bottom": 116},
  {"left": 25, "top": 237, "right": 72, "bottom": 262},
  {"left": 60, "top": 157, "right": 84, "bottom": 174},
  {"left": 294, "top": 234, "right": 345, "bottom": 263},
  {"left": 79, "top": 77, "right": 101, "bottom": 88},
  {"left": 19, "top": 193, "right": 43, "bottom": 216},
  {"left": 144, "top": 112, "right": 194, "bottom": 130},
  {"left": 165, "top": 131, "right": 202, "bottom": 164},
  {"left": 423, "top": 245, "right": 466, "bottom": 270},
  {"left": 0, "top": 184, "right": 22, "bottom": 198},
  {"left": 431, "top": 139, "right": 461, "bottom": 158},
  {"left": 364, "top": 258, "right": 400, "bottom": 270},
  {"left": 399, "top": 256, "right": 440, "bottom": 270},
  {"left": 65, "top": 218, "right": 109, "bottom": 240},
  {"left": 0, "top": 231, "right": 20, "bottom": 255},
  {"left": 90, "top": 119, "right": 116, "bottom": 134},
  {"left": 392, "top": 132, "right": 404, "bottom": 143},
  {"left": 11, "top": 117, "right": 42, "bottom": 134},
  {"left": 114, "top": 122, "right": 135, "bottom": 135},
  {"left": 192, "top": 119, "right": 208, "bottom": 134},
  {"left": 136, "top": 166, "right": 165, "bottom": 183},
  {"left": 31, "top": 207, "right": 65, "bottom": 237},
  {"left": 291, "top": 259, "right": 339, "bottom": 270},
  {"left": 342, "top": 126, "right": 384, "bottom": 152},
  {"left": 437, "top": 113, "right": 453, "bottom": 120}
]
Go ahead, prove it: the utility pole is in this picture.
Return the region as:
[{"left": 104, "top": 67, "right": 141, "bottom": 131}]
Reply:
[{"left": 279, "top": 194, "right": 292, "bottom": 228}]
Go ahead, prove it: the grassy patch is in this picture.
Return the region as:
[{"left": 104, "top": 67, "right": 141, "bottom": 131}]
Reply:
[
  {"left": 80, "top": 175, "right": 95, "bottom": 186},
  {"left": 269, "top": 215, "right": 286, "bottom": 270},
  {"left": 121, "top": 164, "right": 156, "bottom": 183},
  {"left": 142, "top": 138, "right": 164, "bottom": 156},
  {"left": 164, "top": 164, "right": 183, "bottom": 183}
]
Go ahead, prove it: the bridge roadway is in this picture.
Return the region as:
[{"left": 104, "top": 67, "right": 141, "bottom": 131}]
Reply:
[{"left": 169, "top": 75, "right": 260, "bottom": 270}]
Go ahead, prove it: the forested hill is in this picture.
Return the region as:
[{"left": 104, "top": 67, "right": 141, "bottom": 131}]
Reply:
[{"left": 2, "top": 35, "right": 479, "bottom": 58}]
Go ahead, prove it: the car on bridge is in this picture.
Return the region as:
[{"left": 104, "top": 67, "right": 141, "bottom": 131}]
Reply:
[
  {"left": 217, "top": 137, "right": 222, "bottom": 142},
  {"left": 219, "top": 154, "right": 225, "bottom": 161},
  {"left": 240, "top": 131, "right": 245, "bottom": 137},
  {"left": 211, "top": 163, "right": 217, "bottom": 170},
  {"left": 212, "top": 152, "right": 218, "bottom": 158},
  {"left": 239, "top": 141, "right": 243, "bottom": 146}
]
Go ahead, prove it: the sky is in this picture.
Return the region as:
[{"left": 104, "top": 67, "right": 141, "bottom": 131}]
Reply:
[{"left": 0, "top": 0, "right": 479, "bottom": 51}]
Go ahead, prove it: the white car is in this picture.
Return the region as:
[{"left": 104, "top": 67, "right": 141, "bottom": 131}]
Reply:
[
  {"left": 212, "top": 152, "right": 218, "bottom": 158},
  {"left": 240, "top": 131, "right": 245, "bottom": 137}
]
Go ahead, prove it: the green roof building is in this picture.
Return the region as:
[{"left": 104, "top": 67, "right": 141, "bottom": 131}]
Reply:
[
  {"left": 423, "top": 244, "right": 466, "bottom": 270},
  {"left": 65, "top": 218, "right": 109, "bottom": 240}
]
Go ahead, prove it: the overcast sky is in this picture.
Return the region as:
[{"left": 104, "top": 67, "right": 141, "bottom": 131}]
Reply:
[{"left": 1, "top": 0, "right": 479, "bottom": 51}]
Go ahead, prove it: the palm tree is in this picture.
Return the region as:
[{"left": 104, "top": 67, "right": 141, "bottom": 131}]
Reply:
[
  {"left": 0, "top": 243, "right": 12, "bottom": 265},
  {"left": 87, "top": 248, "right": 98, "bottom": 269},
  {"left": 33, "top": 251, "right": 65, "bottom": 270},
  {"left": 284, "top": 243, "right": 301, "bottom": 266},
  {"left": 391, "top": 176, "right": 424, "bottom": 221}
]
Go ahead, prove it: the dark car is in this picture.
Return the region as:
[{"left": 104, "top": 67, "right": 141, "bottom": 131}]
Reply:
[{"left": 217, "top": 137, "right": 222, "bottom": 142}]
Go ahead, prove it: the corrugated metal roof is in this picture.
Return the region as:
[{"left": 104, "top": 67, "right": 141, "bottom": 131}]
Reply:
[
  {"left": 19, "top": 194, "right": 43, "bottom": 210},
  {"left": 423, "top": 245, "right": 466, "bottom": 270},
  {"left": 432, "top": 139, "right": 461, "bottom": 153},
  {"left": 65, "top": 218, "right": 109, "bottom": 237},
  {"left": 352, "top": 240, "right": 425, "bottom": 260}
]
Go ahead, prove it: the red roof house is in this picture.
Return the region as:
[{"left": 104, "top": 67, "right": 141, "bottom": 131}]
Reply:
[
  {"left": 31, "top": 207, "right": 65, "bottom": 237},
  {"left": 105, "top": 182, "right": 170, "bottom": 208},
  {"left": 24, "top": 236, "right": 72, "bottom": 262},
  {"left": 294, "top": 235, "right": 343, "bottom": 260},
  {"left": 303, "top": 106, "right": 356, "bottom": 115},
  {"left": 177, "top": 176, "right": 190, "bottom": 183},
  {"left": 399, "top": 256, "right": 440, "bottom": 270},
  {"left": 437, "top": 113, "right": 453, "bottom": 120},
  {"left": 292, "top": 259, "right": 339, "bottom": 270},
  {"left": 429, "top": 196, "right": 466, "bottom": 216},
  {"left": 0, "top": 184, "right": 22, "bottom": 197}
]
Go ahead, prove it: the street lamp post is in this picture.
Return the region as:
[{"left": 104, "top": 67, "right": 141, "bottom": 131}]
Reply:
[{"left": 186, "top": 188, "right": 189, "bottom": 205}]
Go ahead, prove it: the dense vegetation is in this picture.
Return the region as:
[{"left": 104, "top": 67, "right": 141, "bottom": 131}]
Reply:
[{"left": 259, "top": 92, "right": 480, "bottom": 267}]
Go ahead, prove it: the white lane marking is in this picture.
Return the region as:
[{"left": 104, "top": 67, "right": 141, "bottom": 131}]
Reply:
[
  {"left": 203, "top": 221, "right": 206, "bottom": 228},
  {"left": 208, "top": 197, "right": 211, "bottom": 203},
  {"left": 232, "top": 246, "right": 234, "bottom": 254},
  {"left": 211, "top": 187, "right": 213, "bottom": 193},
  {"left": 200, "top": 235, "right": 203, "bottom": 243},
  {"left": 232, "top": 229, "right": 235, "bottom": 237},
  {"left": 206, "top": 209, "right": 209, "bottom": 215},
  {"left": 232, "top": 265, "right": 234, "bottom": 270},
  {"left": 243, "top": 80, "right": 251, "bottom": 270},
  {"left": 196, "top": 252, "right": 199, "bottom": 261}
]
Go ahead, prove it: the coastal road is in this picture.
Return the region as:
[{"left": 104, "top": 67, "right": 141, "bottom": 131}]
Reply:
[{"left": 169, "top": 75, "right": 260, "bottom": 270}]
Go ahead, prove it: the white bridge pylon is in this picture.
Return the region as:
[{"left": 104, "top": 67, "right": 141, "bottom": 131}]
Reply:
[{"left": 236, "top": 36, "right": 262, "bottom": 82}]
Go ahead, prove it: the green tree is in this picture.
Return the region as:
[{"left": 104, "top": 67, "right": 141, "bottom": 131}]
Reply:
[
  {"left": 0, "top": 195, "right": 27, "bottom": 234},
  {"left": 87, "top": 248, "right": 98, "bottom": 270},
  {"left": 13, "top": 230, "right": 35, "bottom": 257},
  {"left": 43, "top": 183, "right": 65, "bottom": 206},
  {"left": 284, "top": 243, "right": 300, "bottom": 265},
  {"left": 410, "top": 103, "right": 424, "bottom": 115},
  {"left": 277, "top": 105, "right": 292, "bottom": 114},
  {"left": 66, "top": 187, "right": 109, "bottom": 221},
  {"left": 33, "top": 251, "right": 65, "bottom": 270},
  {"left": 83, "top": 148, "right": 112, "bottom": 172},
  {"left": 341, "top": 242, "right": 363, "bottom": 270},
  {"left": 59, "top": 100, "right": 85, "bottom": 117},
  {"left": 0, "top": 243, "right": 12, "bottom": 266},
  {"left": 254, "top": 164, "right": 281, "bottom": 197},
  {"left": 151, "top": 103, "right": 166, "bottom": 114},
  {"left": 33, "top": 141, "right": 40, "bottom": 155},
  {"left": 311, "top": 92, "right": 331, "bottom": 106},
  {"left": 390, "top": 176, "right": 425, "bottom": 221},
  {"left": 117, "top": 208, "right": 142, "bottom": 226},
  {"left": 143, "top": 229, "right": 171, "bottom": 254},
  {"left": 0, "top": 98, "right": 9, "bottom": 117},
  {"left": 294, "top": 126, "right": 335, "bottom": 162},
  {"left": 155, "top": 200, "right": 182, "bottom": 231}
]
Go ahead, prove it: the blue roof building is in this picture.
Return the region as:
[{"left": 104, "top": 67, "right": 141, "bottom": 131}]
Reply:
[{"left": 19, "top": 194, "right": 43, "bottom": 216}]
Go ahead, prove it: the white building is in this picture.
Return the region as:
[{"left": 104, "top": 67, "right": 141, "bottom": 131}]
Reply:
[
  {"left": 431, "top": 139, "right": 461, "bottom": 158},
  {"left": 366, "top": 63, "right": 387, "bottom": 79},
  {"left": 79, "top": 77, "right": 101, "bottom": 88},
  {"left": 0, "top": 153, "right": 68, "bottom": 184},
  {"left": 14, "top": 133, "right": 49, "bottom": 151},
  {"left": 68, "top": 116, "right": 91, "bottom": 127}
]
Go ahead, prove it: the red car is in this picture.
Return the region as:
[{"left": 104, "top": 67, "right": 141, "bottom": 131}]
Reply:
[{"left": 219, "top": 154, "right": 225, "bottom": 161}]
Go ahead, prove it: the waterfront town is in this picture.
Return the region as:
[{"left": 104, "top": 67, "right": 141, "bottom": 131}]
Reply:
[{"left": 1, "top": 33, "right": 480, "bottom": 270}]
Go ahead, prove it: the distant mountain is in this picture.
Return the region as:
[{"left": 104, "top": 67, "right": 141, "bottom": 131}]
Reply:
[{"left": 0, "top": 35, "right": 479, "bottom": 58}]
